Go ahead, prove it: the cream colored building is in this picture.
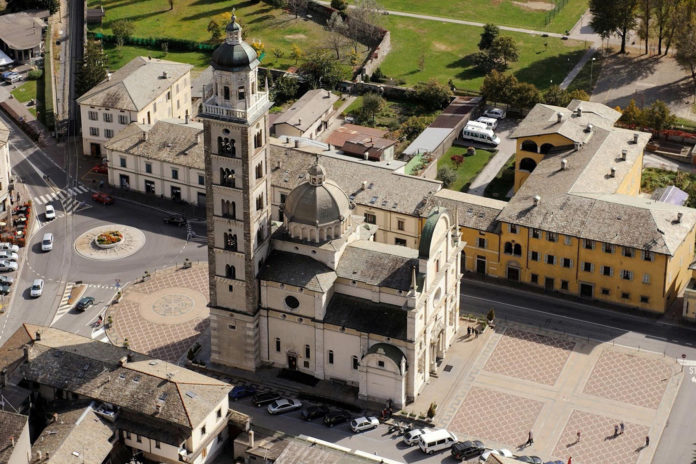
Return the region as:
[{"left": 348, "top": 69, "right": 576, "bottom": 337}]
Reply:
[
  {"left": 0, "top": 121, "right": 11, "bottom": 219},
  {"left": 0, "top": 411, "right": 30, "bottom": 464},
  {"left": 270, "top": 88, "right": 339, "bottom": 139},
  {"left": 104, "top": 118, "right": 206, "bottom": 205},
  {"left": 9, "top": 324, "right": 238, "bottom": 464},
  {"left": 77, "top": 56, "right": 192, "bottom": 157},
  {"left": 201, "top": 17, "right": 462, "bottom": 406}
]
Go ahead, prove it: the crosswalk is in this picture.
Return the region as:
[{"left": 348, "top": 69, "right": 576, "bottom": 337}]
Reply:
[
  {"left": 51, "top": 282, "right": 74, "bottom": 326},
  {"left": 33, "top": 185, "right": 91, "bottom": 215}
]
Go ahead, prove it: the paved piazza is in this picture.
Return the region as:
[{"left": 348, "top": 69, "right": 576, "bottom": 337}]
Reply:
[
  {"left": 438, "top": 325, "right": 682, "bottom": 464},
  {"left": 74, "top": 224, "right": 146, "bottom": 260},
  {"left": 106, "top": 263, "right": 209, "bottom": 363}
]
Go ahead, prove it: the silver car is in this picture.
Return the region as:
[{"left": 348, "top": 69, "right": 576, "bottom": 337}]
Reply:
[
  {"left": 0, "top": 251, "right": 19, "bottom": 262},
  {"left": 0, "top": 260, "right": 17, "bottom": 271},
  {"left": 0, "top": 242, "right": 19, "bottom": 253}
]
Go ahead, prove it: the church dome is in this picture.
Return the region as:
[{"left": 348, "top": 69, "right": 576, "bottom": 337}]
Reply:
[
  {"left": 211, "top": 16, "right": 259, "bottom": 72},
  {"left": 284, "top": 176, "right": 350, "bottom": 227}
]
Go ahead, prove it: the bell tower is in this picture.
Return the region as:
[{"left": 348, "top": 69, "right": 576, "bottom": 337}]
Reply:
[{"left": 199, "top": 14, "right": 273, "bottom": 371}]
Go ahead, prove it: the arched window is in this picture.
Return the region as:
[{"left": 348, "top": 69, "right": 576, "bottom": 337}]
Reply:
[
  {"left": 540, "top": 143, "right": 555, "bottom": 155},
  {"left": 513, "top": 243, "right": 522, "bottom": 256},
  {"left": 504, "top": 242, "right": 513, "bottom": 255},
  {"left": 519, "top": 158, "right": 537, "bottom": 172},
  {"left": 221, "top": 199, "right": 235, "bottom": 219},
  {"left": 218, "top": 137, "right": 236, "bottom": 156},
  {"left": 225, "top": 264, "right": 236, "bottom": 279},
  {"left": 220, "top": 168, "right": 235, "bottom": 187},
  {"left": 521, "top": 140, "right": 538, "bottom": 153},
  {"left": 224, "top": 233, "right": 237, "bottom": 251}
]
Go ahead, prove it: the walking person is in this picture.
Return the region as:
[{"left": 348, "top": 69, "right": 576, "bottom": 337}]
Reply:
[
  {"left": 614, "top": 425, "right": 619, "bottom": 437},
  {"left": 467, "top": 326, "right": 471, "bottom": 336},
  {"left": 620, "top": 422, "right": 624, "bottom": 435},
  {"left": 576, "top": 431, "right": 581, "bottom": 443},
  {"left": 645, "top": 436, "right": 649, "bottom": 447},
  {"left": 526, "top": 430, "right": 534, "bottom": 446}
]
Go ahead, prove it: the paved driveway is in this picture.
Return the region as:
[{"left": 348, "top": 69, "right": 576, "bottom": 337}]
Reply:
[{"left": 468, "top": 118, "right": 517, "bottom": 196}]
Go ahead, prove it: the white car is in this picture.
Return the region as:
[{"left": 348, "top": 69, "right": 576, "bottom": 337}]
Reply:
[
  {"left": 30, "top": 279, "right": 44, "bottom": 297},
  {"left": 480, "top": 448, "right": 513, "bottom": 463},
  {"left": 45, "top": 204, "right": 56, "bottom": 220},
  {"left": 403, "top": 428, "right": 434, "bottom": 446},
  {"left": 483, "top": 108, "right": 506, "bottom": 119},
  {"left": 0, "top": 260, "right": 17, "bottom": 271},
  {"left": 350, "top": 416, "right": 379, "bottom": 433},
  {"left": 0, "top": 242, "right": 19, "bottom": 253},
  {"left": 0, "top": 251, "right": 18, "bottom": 262},
  {"left": 267, "top": 398, "right": 302, "bottom": 415}
]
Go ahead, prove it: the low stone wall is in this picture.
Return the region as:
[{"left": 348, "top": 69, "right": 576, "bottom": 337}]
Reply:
[{"left": 359, "top": 30, "right": 391, "bottom": 79}]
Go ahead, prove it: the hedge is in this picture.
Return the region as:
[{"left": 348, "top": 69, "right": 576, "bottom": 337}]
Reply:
[{"left": 90, "top": 32, "right": 216, "bottom": 52}]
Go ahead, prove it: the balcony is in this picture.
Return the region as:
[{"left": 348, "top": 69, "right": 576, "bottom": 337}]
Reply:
[{"left": 201, "top": 93, "right": 271, "bottom": 123}]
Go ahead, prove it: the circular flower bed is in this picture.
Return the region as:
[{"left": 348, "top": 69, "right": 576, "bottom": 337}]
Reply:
[{"left": 94, "top": 231, "right": 123, "bottom": 249}]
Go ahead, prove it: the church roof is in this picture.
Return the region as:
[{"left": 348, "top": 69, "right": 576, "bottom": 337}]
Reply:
[
  {"left": 324, "top": 294, "right": 408, "bottom": 340},
  {"left": 260, "top": 251, "right": 337, "bottom": 292},
  {"left": 210, "top": 16, "right": 258, "bottom": 72},
  {"left": 283, "top": 164, "right": 351, "bottom": 227},
  {"left": 418, "top": 207, "right": 448, "bottom": 259},
  {"left": 337, "top": 241, "right": 418, "bottom": 291}
]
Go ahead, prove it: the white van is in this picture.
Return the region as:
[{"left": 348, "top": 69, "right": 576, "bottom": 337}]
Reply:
[
  {"left": 465, "top": 120, "right": 489, "bottom": 131},
  {"left": 417, "top": 429, "right": 457, "bottom": 454},
  {"left": 461, "top": 125, "right": 500, "bottom": 146},
  {"left": 41, "top": 233, "right": 53, "bottom": 252},
  {"left": 476, "top": 116, "right": 498, "bottom": 130}
]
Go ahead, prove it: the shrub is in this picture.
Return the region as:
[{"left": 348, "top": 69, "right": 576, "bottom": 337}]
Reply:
[
  {"left": 427, "top": 402, "right": 437, "bottom": 419},
  {"left": 27, "top": 69, "right": 43, "bottom": 80},
  {"left": 331, "top": 0, "right": 347, "bottom": 10},
  {"left": 437, "top": 167, "right": 457, "bottom": 188},
  {"left": 487, "top": 307, "right": 495, "bottom": 321}
]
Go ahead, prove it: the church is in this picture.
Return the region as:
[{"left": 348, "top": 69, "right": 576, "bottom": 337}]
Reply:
[{"left": 199, "top": 16, "right": 463, "bottom": 406}]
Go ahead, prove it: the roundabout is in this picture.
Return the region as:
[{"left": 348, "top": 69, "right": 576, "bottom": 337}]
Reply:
[{"left": 74, "top": 224, "right": 146, "bottom": 260}]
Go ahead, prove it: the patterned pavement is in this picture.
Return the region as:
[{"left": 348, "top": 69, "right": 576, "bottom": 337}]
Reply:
[
  {"left": 107, "top": 263, "right": 209, "bottom": 363},
  {"left": 448, "top": 387, "right": 544, "bottom": 447},
  {"left": 483, "top": 328, "right": 576, "bottom": 385},
  {"left": 583, "top": 350, "right": 673, "bottom": 409},
  {"left": 551, "top": 410, "right": 650, "bottom": 464}
]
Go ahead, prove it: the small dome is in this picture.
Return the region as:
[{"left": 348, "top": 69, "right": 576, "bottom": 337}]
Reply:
[
  {"left": 211, "top": 16, "right": 259, "bottom": 72},
  {"left": 284, "top": 179, "right": 351, "bottom": 227}
]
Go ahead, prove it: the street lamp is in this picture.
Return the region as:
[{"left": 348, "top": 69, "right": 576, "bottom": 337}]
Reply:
[{"left": 590, "top": 57, "right": 596, "bottom": 85}]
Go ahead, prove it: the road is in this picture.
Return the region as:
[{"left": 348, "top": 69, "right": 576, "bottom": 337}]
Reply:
[{"left": 0, "top": 110, "right": 207, "bottom": 344}]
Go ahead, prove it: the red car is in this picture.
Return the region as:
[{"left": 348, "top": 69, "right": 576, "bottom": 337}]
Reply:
[
  {"left": 91, "top": 164, "right": 108, "bottom": 174},
  {"left": 92, "top": 192, "right": 114, "bottom": 205}
]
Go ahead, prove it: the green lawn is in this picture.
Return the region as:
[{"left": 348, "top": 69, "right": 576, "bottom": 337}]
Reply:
[
  {"left": 380, "top": 16, "right": 587, "bottom": 91},
  {"left": 344, "top": 95, "right": 438, "bottom": 131},
  {"left": 484, "top": 156, "right": 515, "bottom": 200},
  {"left": 104, "top": 43, "right": 212, "bottom": 71},
  {"left": 566, "top": 52, "right": 605, "bottom": 95},
  {"left": 358, "top": 0, "right": 587, "bottom": 33},
  {"left": 438, "top": 146, "right": 495, "bottom": 192},
  {"left": 11, "top": 80, "right": 37, "bottom": 103},
  {"left": 89, "top": 0, "right": 367, "bottom": 72}
]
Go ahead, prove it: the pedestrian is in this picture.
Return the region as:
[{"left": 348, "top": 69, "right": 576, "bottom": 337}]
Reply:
[
  {"left": 645, "top": 436, "right": 649, "bottom": 447},
  {"left": 576, "top": 431, "right": 581, "bottom": 443},
  {"left": 99, "top": 180, "right": 104, "bottom": 188},
  {"left": 467, "top": 326, "right": 471, "bottom": 336},
  {"left": 620, "top": 422, "right": 624, "bottom": 435},
  {"left": 614, "top": 424, "right": 619, "bottom": 437},
  {"left": 527, "top": 430, "right": 533, "bottom": 446}
]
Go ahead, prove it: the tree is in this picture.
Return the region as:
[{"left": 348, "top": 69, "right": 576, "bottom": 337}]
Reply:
[
  {"left": 413, "top": 79, "right": 453, "bottom": 110},
  {"left": 676, "top": 22, "right": 696, "bottom": 97},
  {"left": 111, "top": 20, "right": 135, "bottom": 43},
  {"left": 287, "top": 0, "right": 308, "bottom": 18},
  {"left": 589, "top": 0, "right": 639, "bottom": 53},
  {"left": 360, "top": 92, "right": 386, "bottom": 124},
  {"left": 400, "top": 115, "right": 430, "bottom": 140},
  {"left": 488, "top": 36, "right": 519, "bottom": 69},
  {"left": 638, "top": 0, "right": 651, "bottom": 54},
  {"left": 653, "top": 0, "right": 678, "bottom": 54},
  {"left": 208, "top": 19, "right": 223, "bottom": 42},
  {"left": 298, "top": 51, "right": 345, "bottom": 89},
  {"left": 567, "top": 89, "right": 590, "bottom": 101},
  {"left": 272, "top": 75, "right": 299, "bottom": 104},
  {"left": 450, "top": 154, "right": 464, "bottom": 167},
  {"left": 437, "top": 167, "right": 457, "bottom": 188},
  {"left": 543, "top": 84, "right": 571, "bottom": 106},
  {"left": 168, "top": 0, "right": 174, "bottom": 10},
  {"left": 290, "top": 43, "right": 304, "bottom": 65},
  {"left": 76, "top": 39, "right": 108, "bottom": 97},
  {"left": 480, "top": 70, "right": 518, "bottom": 105},
  {"left": 331, "top": 0, "right": 347, "bottom": 10},
  {"left": 643, "top": 100, "right": 676, "bottom": 130},
  {"left": 326, "top": 12, "right": 347, "bottom": 59},
  {"left": 472, "top": 51, "right": 496, "bottom": 73},
  {"left": 512, "top": 82, "right": 542, "bottom": 110},
  {"left": 619, "top": 99, "right": 645, "bottom": 126},
  {"left": 487, "top": 308, "right": 495, "bottom": 322},
  {"left": 347, "top": 0, "right": 382, "bottom": 50},
  {"left": 478, "top": 23, "right": 499, "bottom": 50}
]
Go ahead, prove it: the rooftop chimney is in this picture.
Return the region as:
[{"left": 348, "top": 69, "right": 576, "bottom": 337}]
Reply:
[
  {"left": 23, "top": 345, "right": 29, "bottom": 362},
  {"left": 576, "top": 107, "right": 582, "bottom": 116},
  {"left": 557, "top": 112, "right": 563, "bottom": 123},
  {"left": 249, "top": 430, "right": 255, "bottom": 449},
  {"left": 610, "top": 167, "right": 616, "bottom": 177},
  {"left": 294, "top": 140, "right": 300, "bottom": 148},
  {"left": 561, "top": 159, "right": 568, "bottom": 170},
  {"left": 363, "top": 153, "right": 369, "bottom": 160},
  {"left": 633, "top": 133, "right": 639, "bottom": 144},
  {"left": 119, "top": 356, "right": 127, "bottom": 366},
  {"left": 127, "top": 353, "right": 133, "bottom": 362},
  {"left": 585, "top": 123, "right": 593, "bottom": 133},
  {"left": 142, "top": 131, "right": 148, "bottom": 142},
  {"left": 574, "top": 142, "right": 581, "bottom": 151},
  {"left": 106, "top": 73, "right": 112, "bottom": 81},
  {"left": 10, "top": 436, "right": 14, "bottom": 447},
  {"left": 533, "top": 195, "right": 540, "bottom": 206},
  {"left": 362, "top": 181, "right": 368, "bottom": 190},
  {"left": 677, "top": 212, "right": 683, "bottom": 223},
  {"left": 185, "top": 110, "right": 189, "bottom": 124},
  {"left": 298, "top": 118, "right": 302, "bottom": 126},
  {"left": 35, "top": 331, "right": 41, "bottom": 341},
  {"left": 621, "top": 149, "right": 627, "bottom": 161},
  {"left": 325, "top": 143, "right": 331, "bottom": 151},
  {"left": 162, "top": 71, "right": 168, "bottom": 79}
]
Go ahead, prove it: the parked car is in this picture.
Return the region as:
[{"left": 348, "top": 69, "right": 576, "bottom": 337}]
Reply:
[
  {"left": 1, "top": 72, "right": 21, "bottom": 84},
  {"left": 0, "top": 260, "right": 18, "bottom": 272},
  {"left": 0, "top": 284, "right": 10, "bottom": 295},
  {"left": 267, "top": 398, "right": 302, "bottom": 415},
  {"left": 163, "top": 215, "right": 186, "bottom": 226},
  {"left": 13, "top": 205, "right": 29, "bottom": 215},
  {"left": 44, "top": 204, "right": 55, "bottom": 220},
  {"left": 418, "top": 429, "right": 457, "bottom": 455},
  {"left": 0, "top": 243, "right": 19, "bottom": 253},
  {"left": 92, "top": 192, "right": 114, "bottom": 205},
  {"left": 480, "top": 449, "right": 513, "bottom": 463},
  {"left": 516, "top": 456, "right": 543, "bottom": 464},
  {"left": 30, "top": 279, "right": 44, "bottom": 297},
  {"left": 229, "top": 385, "right": 257, "bottom": 401},
  {"left": 451, "top": 440, "right": 486, "bottom": 461},
  {"left": 300, "top": 405, "right": 329, "bottom": 421},
  {"left": 75, "top": 296, "right": 95, "bottom": 311},
  {"left": 252, "top": 391, "right": 280, "bottom": 407},
  {"left": 0, "top": 251, "right": 19, "bottom": 262},
  {"left": 91, "top": 164, "right": 108, "bottom": 174},
  {"left": 403, "top": 428, "right": 434, "bottom": 446},
  {"left": 350, "top": 416, "right": 379, "bottom": 433},
  {"left": 0, "top": 275, "right": 15, "bottom": 285},
  {"left": 323, "top": 410, "right": 351, "bottom": 427},
  {"left": 483, "top": 107, "right": 506, "bottom": 119}
]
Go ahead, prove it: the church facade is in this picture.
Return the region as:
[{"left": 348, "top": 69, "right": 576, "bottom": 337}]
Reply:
[{"left": 200, "top": 17, "right": 463, "bottom": 406}]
